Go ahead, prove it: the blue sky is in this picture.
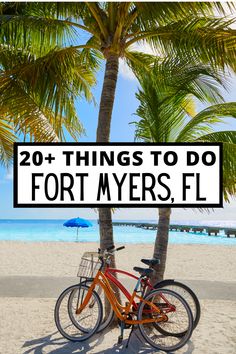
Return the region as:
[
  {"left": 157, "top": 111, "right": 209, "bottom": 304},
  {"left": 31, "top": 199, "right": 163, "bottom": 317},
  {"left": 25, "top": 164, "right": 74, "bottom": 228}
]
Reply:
[{"left": 0, "top": 58, "right": 236, "bottom": 221}]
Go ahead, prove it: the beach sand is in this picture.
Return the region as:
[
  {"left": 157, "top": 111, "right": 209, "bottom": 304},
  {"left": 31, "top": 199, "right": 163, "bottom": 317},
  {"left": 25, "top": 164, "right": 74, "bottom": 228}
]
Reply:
[
  {"left": 0, "top": 241, "right": 236, "bottom": 281},
  {"left": 0, "top": 241, "right": 236, "bottom": 353}
]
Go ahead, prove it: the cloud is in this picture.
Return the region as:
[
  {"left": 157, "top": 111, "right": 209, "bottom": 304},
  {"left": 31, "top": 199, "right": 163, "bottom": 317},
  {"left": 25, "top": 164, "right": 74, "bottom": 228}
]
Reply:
[
  {"left": 0, "top": 167, "right": 13, "bottom": 184},
  {"left": 5, "top": 167, "right": 13, "bottom": 180},
  {"left": 119, "top": 43, "right": 155, "bottom": 81},
  {"left": 119, "top": 59, "right": 137, "bottom": 81}
]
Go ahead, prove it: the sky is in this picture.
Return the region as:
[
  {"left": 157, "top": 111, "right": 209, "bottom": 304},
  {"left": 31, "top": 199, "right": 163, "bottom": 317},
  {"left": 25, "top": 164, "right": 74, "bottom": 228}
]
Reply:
[
  {"left": 0, "top": 8, "right": 236, "bottom": 221},
  {"left": 1, "top": 60, "right": 236, "bottom": 221}
]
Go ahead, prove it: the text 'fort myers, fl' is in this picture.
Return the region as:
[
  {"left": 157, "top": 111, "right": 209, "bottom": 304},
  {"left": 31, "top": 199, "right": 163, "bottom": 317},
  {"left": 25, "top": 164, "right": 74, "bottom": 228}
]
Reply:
[{"left": 14, "top": 143, "right": 222, "bottom": 208}]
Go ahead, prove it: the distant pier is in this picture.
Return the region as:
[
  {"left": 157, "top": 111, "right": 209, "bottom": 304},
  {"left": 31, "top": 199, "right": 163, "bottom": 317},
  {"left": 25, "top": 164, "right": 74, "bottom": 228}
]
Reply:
[{"left": 110, "top": 222, "right": 236, "bottom": 238}]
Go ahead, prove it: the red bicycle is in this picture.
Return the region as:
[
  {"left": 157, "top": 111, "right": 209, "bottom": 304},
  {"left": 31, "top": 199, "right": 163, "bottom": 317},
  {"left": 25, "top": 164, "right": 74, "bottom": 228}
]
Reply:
[
  {"left": 68, "top": 246, "right": 200, "bottom": 334},
  {"left": 55, "top": 246, "right": 195, "bottom": 351}
]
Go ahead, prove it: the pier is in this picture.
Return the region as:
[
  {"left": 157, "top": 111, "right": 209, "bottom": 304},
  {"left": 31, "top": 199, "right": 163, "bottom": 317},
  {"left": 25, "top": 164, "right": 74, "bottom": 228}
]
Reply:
[{"left": 111, "top": 222, "right": 236, "bottom": 238}]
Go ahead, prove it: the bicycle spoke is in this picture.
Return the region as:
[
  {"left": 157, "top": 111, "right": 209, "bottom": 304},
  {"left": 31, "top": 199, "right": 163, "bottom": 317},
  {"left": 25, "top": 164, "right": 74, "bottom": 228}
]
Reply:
[
  {"left": 55, "top": 285, "right": 102, "bottom": 341},
  {"left": 138, "top": 289, "right": 193, "bottom": 352}
]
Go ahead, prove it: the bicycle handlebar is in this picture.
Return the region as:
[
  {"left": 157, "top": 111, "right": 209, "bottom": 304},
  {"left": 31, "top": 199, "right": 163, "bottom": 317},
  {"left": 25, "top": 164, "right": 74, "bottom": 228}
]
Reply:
[
  {"left": 116, "top": 246, "right": 125, "bottom": 251},
  {"left": 107, "top": 245, "right": 115, "bottom": 251},
  {"left": 98, "top": 245, "right": 125, "bottom": 271},
  {"left": 98, "top": 245, "right": 125, "bottom": 255}
]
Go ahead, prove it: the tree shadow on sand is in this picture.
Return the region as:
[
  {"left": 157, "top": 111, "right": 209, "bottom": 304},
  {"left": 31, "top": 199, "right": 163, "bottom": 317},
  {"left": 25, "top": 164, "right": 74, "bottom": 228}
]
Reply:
[{"left": 22, "top": 328, "right": 195, "bottom": 354}]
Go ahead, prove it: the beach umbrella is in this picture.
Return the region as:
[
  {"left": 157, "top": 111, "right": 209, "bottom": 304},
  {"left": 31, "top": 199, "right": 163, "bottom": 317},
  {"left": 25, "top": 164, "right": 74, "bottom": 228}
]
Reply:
[{"left": 63, "top": 217, "right": 92, "bottom": 241}]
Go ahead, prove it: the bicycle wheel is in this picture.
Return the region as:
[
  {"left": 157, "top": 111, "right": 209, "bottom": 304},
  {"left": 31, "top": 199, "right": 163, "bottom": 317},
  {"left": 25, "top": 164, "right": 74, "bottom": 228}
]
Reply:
[
  {"left": 55, "top": 284, "right": 103, "bottom": 342},
  {"left": 155, "top": 279, "right": 201, "bottom": 329},
  {"left": 68, "top": 281, "right": 114, "bottom": 333},
  {"left": 138, "top": 289, "right": 193, "bottom": 352}
]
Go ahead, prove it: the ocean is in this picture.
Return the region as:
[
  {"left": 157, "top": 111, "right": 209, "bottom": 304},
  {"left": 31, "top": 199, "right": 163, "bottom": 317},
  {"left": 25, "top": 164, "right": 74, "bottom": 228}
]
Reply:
[{"left": 0, "top": 219, "right": 235, "bottom": 245}]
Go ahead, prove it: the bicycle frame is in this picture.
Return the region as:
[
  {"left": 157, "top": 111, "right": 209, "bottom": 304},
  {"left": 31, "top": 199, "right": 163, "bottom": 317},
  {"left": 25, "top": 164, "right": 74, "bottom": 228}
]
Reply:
[
  {"left": 76, "top": 267, "right": 175, "bottom": 325},
  {"left": 76, "top": 270, "right": 168, "bottom": 325},
  {"left": 105, "top": 268, "right": 150, "bottom": 310},
  {"left": 105, "top": 267, "right": 175, "bottom": 313}
]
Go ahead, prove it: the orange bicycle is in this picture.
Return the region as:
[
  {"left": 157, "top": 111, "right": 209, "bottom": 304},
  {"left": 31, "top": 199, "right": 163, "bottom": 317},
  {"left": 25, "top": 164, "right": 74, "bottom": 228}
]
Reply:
[{"left": 55, "top": 247, "right": 193, "bottom": 352}]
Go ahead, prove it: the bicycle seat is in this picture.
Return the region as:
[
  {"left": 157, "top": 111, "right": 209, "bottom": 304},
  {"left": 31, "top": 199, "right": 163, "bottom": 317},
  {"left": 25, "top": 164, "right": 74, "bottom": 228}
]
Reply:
[
  {"left": 141, "top": 258, "right": 160, "bottom": 267},
  {"left": 133, "top": 267, "right": 153, "bottom": 277}
]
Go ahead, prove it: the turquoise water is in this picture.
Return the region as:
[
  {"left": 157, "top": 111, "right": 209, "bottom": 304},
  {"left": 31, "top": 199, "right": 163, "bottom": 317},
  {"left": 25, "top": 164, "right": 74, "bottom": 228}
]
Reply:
[{"left": 0, "top": 219, "right": 235, "bottom": 245}]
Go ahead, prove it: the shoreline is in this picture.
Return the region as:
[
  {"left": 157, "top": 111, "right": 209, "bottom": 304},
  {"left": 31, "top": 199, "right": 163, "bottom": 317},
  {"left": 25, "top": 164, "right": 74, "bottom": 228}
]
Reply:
[
  {"left": 0, "top": 239, "right": 236, "bottom": 244},
  {"left": 0, "top": 237, "right": 235, "bottom": 245}
]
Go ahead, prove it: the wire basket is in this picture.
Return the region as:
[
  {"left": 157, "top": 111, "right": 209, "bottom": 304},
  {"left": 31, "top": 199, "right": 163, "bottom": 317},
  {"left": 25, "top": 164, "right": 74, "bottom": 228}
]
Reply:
[{"left": 77, "top": 252, "right": 101, "bottom": 280}]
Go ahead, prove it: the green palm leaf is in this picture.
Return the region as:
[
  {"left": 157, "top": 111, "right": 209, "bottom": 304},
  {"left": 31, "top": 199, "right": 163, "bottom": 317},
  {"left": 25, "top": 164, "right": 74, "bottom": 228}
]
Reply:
[
  {"left": 126, "top": 16, "right": 236, "bottom": 71},
  {"left": 135, "top": 2, "right": 235, "bottom": 26},
  {"left": 0, "top": 15, "right": 75, "bottom": 56},
  {"left": 0, "top": 45, "right": 97, "bottom": 138},
  {"left": 0, "top": 116, "right": 16, "bottom": 166},
  {"left": 133, "top": 59, "right": 227, "bottom": 142},
  {"left": 176, "top": 103, "right": 236, "bottom": 142},
  {"left": 125, "top": 50, "right": 156, "bottom": 74},
  {"left": 134, "top": 60, "right": 236, "bottom": 200},
  {"left": 196, "top": 131, "right": 236, "bottom": 199}
]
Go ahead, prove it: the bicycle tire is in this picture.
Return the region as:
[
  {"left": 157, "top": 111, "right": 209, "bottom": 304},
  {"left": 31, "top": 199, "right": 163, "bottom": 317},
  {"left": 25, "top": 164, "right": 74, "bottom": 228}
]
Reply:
[
  {"left": 154, "top": 279, "right": 201, "bottom": 330},
  {"left": 68, "top": 281, "right": 114, "bottom": 333},
  {"left": 138, "top": 288, "right": 193, "bottom": 352},
  {"left": 54, "top": 284, "right": 103, "bottom": 342}
]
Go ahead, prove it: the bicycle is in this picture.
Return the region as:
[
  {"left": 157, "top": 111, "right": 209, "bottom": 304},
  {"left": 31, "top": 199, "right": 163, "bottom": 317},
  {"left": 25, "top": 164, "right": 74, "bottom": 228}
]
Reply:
[
  {"left": 68, "top": 246, "right": 200, "bottom": 333},
  {"left": 55, "top": 246, "right": 194, "bottom": 352}
]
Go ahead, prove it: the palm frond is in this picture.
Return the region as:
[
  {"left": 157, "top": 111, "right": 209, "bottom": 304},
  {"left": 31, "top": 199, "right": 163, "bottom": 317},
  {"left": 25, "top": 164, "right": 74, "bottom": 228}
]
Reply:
[
  {"left": 133, "top": 58, "right": 227, "bottom": 143},
  {"left": 133, "top": 58, "right": 236, "bottom": 201},
  {"left": 0, "top": 76, "right": 59, "bottom": 142},
  {"left": 124, "top": 50, "right": 156, "bottom": 76},
  {"left": 0, "top": 45, "right": 97, "bottom": 121},
  {"left": 176, "top": 103, "right": 236, "bottom": 142},
  {"left": 44, "top": 108, "right": 84, "bottom": 142},
  {"left": 0, "top": 115, "right": 16, "bottom": 166},
  {"left": 196, "top": 130, "right": 236, "bottom": 144},
  {"left": 0, "top": 14, "right": 76, "bottom": 56},
  {"left": 127, "top": 16, "right": 236, "bottom": 71},
  {"left": 196, "top": 131, "right": 236, "bottom": 200},
  {"left": 151, "top": 58, "right": 226, "bottom": 104},
  {"left": 135, "top": 2, "right": 235, "bottom": 27},
  {"left": 0, "top": 72, "right": 88, "bottom": 143}
]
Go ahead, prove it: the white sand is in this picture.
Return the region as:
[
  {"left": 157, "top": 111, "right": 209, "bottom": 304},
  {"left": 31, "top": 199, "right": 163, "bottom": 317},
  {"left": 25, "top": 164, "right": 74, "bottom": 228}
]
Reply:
[
  {"left": 0, "top": 241, "right": 236, "bottom": 281},
  {"left": 0, "top": 298, "right": 235, "bottom": 354},
  {"left": 0, "top": 241, "right": 236, "bottom": 353}
]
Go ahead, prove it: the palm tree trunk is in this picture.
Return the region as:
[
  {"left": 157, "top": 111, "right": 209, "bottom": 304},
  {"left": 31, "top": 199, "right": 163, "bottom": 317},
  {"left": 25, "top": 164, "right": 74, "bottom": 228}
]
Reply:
[
  {"left": 98, "top": 208, "right": 114, "bottom": 250},
  {"left": 96, "top": 54, "right": 119, "bottom": 252},
  {"left": 96, "top": 54, "right": 119, "bottom": 143},
  {"left": 96, "top": 54, "right": 120, "bottom": 321},
  {"left": 150, "top": 207, "right": 171, "bottom": 285}
]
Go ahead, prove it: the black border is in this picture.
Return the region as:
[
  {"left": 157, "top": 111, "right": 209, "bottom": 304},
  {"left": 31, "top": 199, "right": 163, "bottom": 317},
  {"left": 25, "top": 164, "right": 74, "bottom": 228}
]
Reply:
[{"left": 13, "top": 142, "right": 223, "bottom": 208}]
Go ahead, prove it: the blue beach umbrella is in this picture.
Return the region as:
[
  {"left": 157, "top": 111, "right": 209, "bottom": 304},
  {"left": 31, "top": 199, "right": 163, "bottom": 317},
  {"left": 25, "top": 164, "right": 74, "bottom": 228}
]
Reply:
[{"left": 63, "top": 217, "right": 92, "bottom": 241}]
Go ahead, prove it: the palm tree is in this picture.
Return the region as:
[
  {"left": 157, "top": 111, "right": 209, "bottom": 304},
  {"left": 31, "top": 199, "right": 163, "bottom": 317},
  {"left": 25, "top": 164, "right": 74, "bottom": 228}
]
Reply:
[
  {"left": 133, "top": 58, "right": 236, "bottom": 283},
  {"left": 0, "top": 40, "right": 98, "bottom": 165},
  {"left": 1, "top": 1, "right": 236, "bottom": 253}
]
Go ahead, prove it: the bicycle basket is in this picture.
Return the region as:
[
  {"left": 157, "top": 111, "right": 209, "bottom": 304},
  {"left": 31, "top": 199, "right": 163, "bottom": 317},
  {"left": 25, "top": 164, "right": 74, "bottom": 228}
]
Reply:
[{"left": 77, "top": 252, "right": 101, "bottom": 280}]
